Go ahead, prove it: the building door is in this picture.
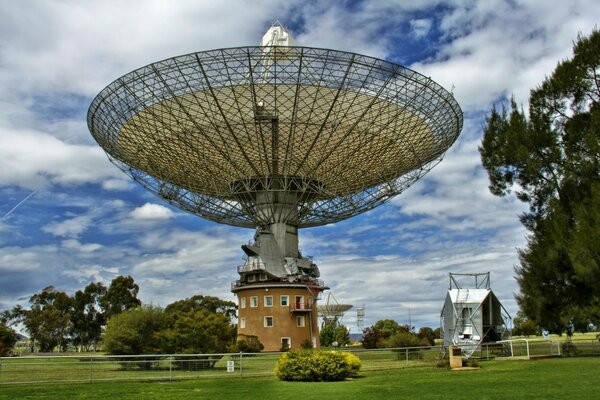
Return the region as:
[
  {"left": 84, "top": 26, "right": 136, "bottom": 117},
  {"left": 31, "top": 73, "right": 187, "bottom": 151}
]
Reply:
[{"left": 295, "top": 295, "right": 304, "bottom": 310}]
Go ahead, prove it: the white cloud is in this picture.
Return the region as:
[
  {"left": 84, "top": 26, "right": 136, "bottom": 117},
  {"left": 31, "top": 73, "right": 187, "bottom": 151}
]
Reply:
[
  {"left": 411, "top": 0, "right": 599, "bottom": 110},
  {"left": 0, "top": 127, "right": 122, "bottom": 189},
  {"left": 61, "top": 239, "right": 103, "bottom": 253},
  {"left": 410, "top": 19, "right": 432, "bottom": 38},
  {"left": 133, "top": 228, "right": 243, "bottom": 275},
  {"left": 130, "top": 203, "right": 175, "bottom": 221},
  {"left": 62, "top": 264, "right": 113, "bottom": 284},
  {"left": 0, "top": 250, "right": 42, "bottom": 272},
  {"left": 42, "top": 215, "right": 93, "bottom": 238},
  {"left": 101, "top": 178, "right": 132, "bottom": 191}
]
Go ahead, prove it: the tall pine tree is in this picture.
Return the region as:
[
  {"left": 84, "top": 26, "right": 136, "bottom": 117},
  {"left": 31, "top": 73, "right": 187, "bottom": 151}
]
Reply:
[{"left": 479, "top": 30, "right": 600, "bottom": 334}]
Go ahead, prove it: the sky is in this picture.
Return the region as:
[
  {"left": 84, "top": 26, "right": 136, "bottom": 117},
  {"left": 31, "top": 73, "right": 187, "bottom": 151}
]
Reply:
[{"left": 1, "top": 0, "right": 599, "bottom": 333}]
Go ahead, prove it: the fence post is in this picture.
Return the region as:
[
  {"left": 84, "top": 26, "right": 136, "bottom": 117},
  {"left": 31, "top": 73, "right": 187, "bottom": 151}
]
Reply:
[
  {"left": 89, "top": 357, "right": 93, "bottom": 384},
  {"left": 405, "top": 348, "right": 408, "bottom": 362},
  {"left": 169, "top": 356, "right": 173, "bottom": 382},
  {"left": 239, "top": 352, "right": 243, "bottom": 377}
]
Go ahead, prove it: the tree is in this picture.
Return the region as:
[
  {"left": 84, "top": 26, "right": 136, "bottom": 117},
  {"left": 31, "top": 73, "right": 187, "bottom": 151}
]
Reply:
[
  {"left": 100, "top": 276, "right": 141, "bottom": 319},
  {"left": 320, "top": 323, "right": 350, "bottom": 347},
  {"left": 361, "top": 326, "right": 382, "bottom": 349},
  {"left": 165, "top": 295, "right": 237, "bottom": 346},
  {"left": 417, "top": 327, "right": 436, "bottom": 346},
  {"left": 373, "top": 319, "right": 402, "bottom": 338},
  {"left": 70, "top": 282, "right": 106, "bottom": 351},
  {"left": 233, "top": 334, "right": 264, "bottom": 353},
  {"left": 512, "top": 311, "right": 540, "bottom": 337},
  {"left": 23, "top": 286, "right": 72, "bottom": 352},
  {"left": 361, "top": 320, "right": 411, "bottom": 348},
  {"left": 387, "top": 330, "right": 427, "bottom": 348},
  {"left": 156, "top": 309, "right": 233, "bottom": 354},
  {"left": 0, "top": 323, "right": 17, "bottom": 356},
  {"left": 165, "top": 295, "right": 237, "bottom": 320},
  {"left": 479, "top": 30, "right": 600, "bottom": 334},
  {"left": 104, "top": 295, "right": 237, "bottom": 357},
  {"left": 333, "top": 324, "right": 350, "bottom": 346},
  {"left": 103, "top": 306, "right": 167, "bottom": 355}
]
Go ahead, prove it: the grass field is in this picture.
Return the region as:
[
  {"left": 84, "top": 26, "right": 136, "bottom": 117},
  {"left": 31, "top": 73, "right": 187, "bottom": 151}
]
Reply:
[{"left": 0, "top": 357, "right": 597, "bottom": 400}]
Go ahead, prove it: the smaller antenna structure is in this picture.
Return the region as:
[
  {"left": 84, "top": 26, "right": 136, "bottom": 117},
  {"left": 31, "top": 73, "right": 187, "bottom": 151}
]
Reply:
[
  {"left": 441, "top": 273, "right": 511, "bottom": 358},
  {"left": 318, "top": 292, "right": 352, "bottom": 328},
  {"left": 356, "top": 306, "right": 365, "bottom": 333}
]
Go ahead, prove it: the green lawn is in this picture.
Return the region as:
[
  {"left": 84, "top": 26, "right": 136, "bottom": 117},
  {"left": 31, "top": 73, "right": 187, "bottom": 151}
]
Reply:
[{"left": 0, "top": 357, "right": 597, "bottom": 400}]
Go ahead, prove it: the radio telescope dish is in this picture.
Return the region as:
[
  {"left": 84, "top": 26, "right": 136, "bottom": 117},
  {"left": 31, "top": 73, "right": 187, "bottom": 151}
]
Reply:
[
  {"left": 88, "top": 31, "right": 462, "bottom": 230},
  {"left": 318, "top": 292, "right": 353, "bottom": 327}
]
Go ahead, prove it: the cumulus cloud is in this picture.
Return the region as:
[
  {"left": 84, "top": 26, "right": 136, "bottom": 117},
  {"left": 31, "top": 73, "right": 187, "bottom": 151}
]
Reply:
[
  {"left": 0, "top": 127, "right": 123, "bottom": 190},
  {"left": 129, "top": 203, "right": 175, "bottom": 222}
]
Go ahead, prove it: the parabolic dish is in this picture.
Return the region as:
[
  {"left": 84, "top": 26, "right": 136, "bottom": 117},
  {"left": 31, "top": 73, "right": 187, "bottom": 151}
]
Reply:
[
  {"left": 88, "top": 46, "right": 462, "bottom": 228},
  {"left": 318, "top": 304, "right": 353, "bottom": 316}
]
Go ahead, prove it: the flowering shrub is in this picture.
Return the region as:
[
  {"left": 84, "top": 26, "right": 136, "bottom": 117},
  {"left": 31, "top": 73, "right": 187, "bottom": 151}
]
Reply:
[{"left": 274, "top": 350, "right": 361, "bottom": 381}]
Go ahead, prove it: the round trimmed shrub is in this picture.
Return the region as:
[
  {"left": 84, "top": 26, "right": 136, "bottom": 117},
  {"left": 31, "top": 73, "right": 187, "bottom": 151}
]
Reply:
[{"left": 274, "top": 350, "right": 361, "bottom": 381}]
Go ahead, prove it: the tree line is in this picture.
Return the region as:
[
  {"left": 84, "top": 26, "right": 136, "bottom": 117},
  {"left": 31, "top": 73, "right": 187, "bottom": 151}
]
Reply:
[
  {"left": 1, "top": 276, "right": 142, "bottom": 353},
  {"left": 0, "top": 276, "right": 244, "bottom": 356}
]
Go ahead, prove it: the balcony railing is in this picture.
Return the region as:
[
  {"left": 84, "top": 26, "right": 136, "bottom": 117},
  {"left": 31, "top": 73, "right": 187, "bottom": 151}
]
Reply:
[
  {"left": 237, "top": 262, "right": 266, "bottom": 274},
  {"left": 290, "top": 303, "right": 313, "bottom": 312}
]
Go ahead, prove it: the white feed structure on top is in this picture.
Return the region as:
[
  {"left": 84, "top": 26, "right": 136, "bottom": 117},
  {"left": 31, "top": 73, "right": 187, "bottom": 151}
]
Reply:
[
  {"left": 318, "top": 292, "right": 352, "bottom": 328},
  {"left": 261, "top": 22, "right": 296, "bottom": 47},
  {"left": 440, "top": 273, "right": 512, "bottom": 358}
]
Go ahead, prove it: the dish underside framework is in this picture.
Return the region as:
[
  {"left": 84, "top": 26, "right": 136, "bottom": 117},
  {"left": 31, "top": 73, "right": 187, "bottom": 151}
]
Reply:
[{"left": 88, "top": 45, "right": 463, "bottom": 229}]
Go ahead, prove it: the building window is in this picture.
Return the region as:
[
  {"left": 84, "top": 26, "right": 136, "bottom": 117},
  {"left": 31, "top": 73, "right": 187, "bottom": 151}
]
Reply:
[
  {"left": 240, "top": 317, "right": 246, "bottom": 329},
  {"left": 280, "top": 295, "right": 289, "bottom": 307},
  {"left": 281, "top": 337, "right": 291, "bottom": 351},
  {"left": 247, "top": 274, "right": 256, "bottom": 282},
  {"left": 259, "top": 273, "right": 268, "bottom": 281},
  {"left": 250, "top": 296, "right": 258, "bottom": 308},
  {"left": 240, "top": 297, "right": 246, "bottom": 309},
  {"left": 296, "top": 315, "right": 305, "bottom": 327},
  {"left": 264, "top": 296, "right": 273, "bottom": 307},
  {"left": 264, "top": 316, "right": 273, "bottom": 327}
]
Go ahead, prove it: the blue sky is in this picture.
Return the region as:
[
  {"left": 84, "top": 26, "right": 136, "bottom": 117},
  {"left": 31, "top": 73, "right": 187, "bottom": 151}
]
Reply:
[{"left": 1, "top": 0, "right": 599, "bottom": 332}]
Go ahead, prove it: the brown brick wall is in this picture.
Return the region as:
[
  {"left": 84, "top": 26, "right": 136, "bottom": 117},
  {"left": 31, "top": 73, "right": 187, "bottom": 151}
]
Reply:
[{"left": 235, "top": 285, "right": 321, "bottom": 351}]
